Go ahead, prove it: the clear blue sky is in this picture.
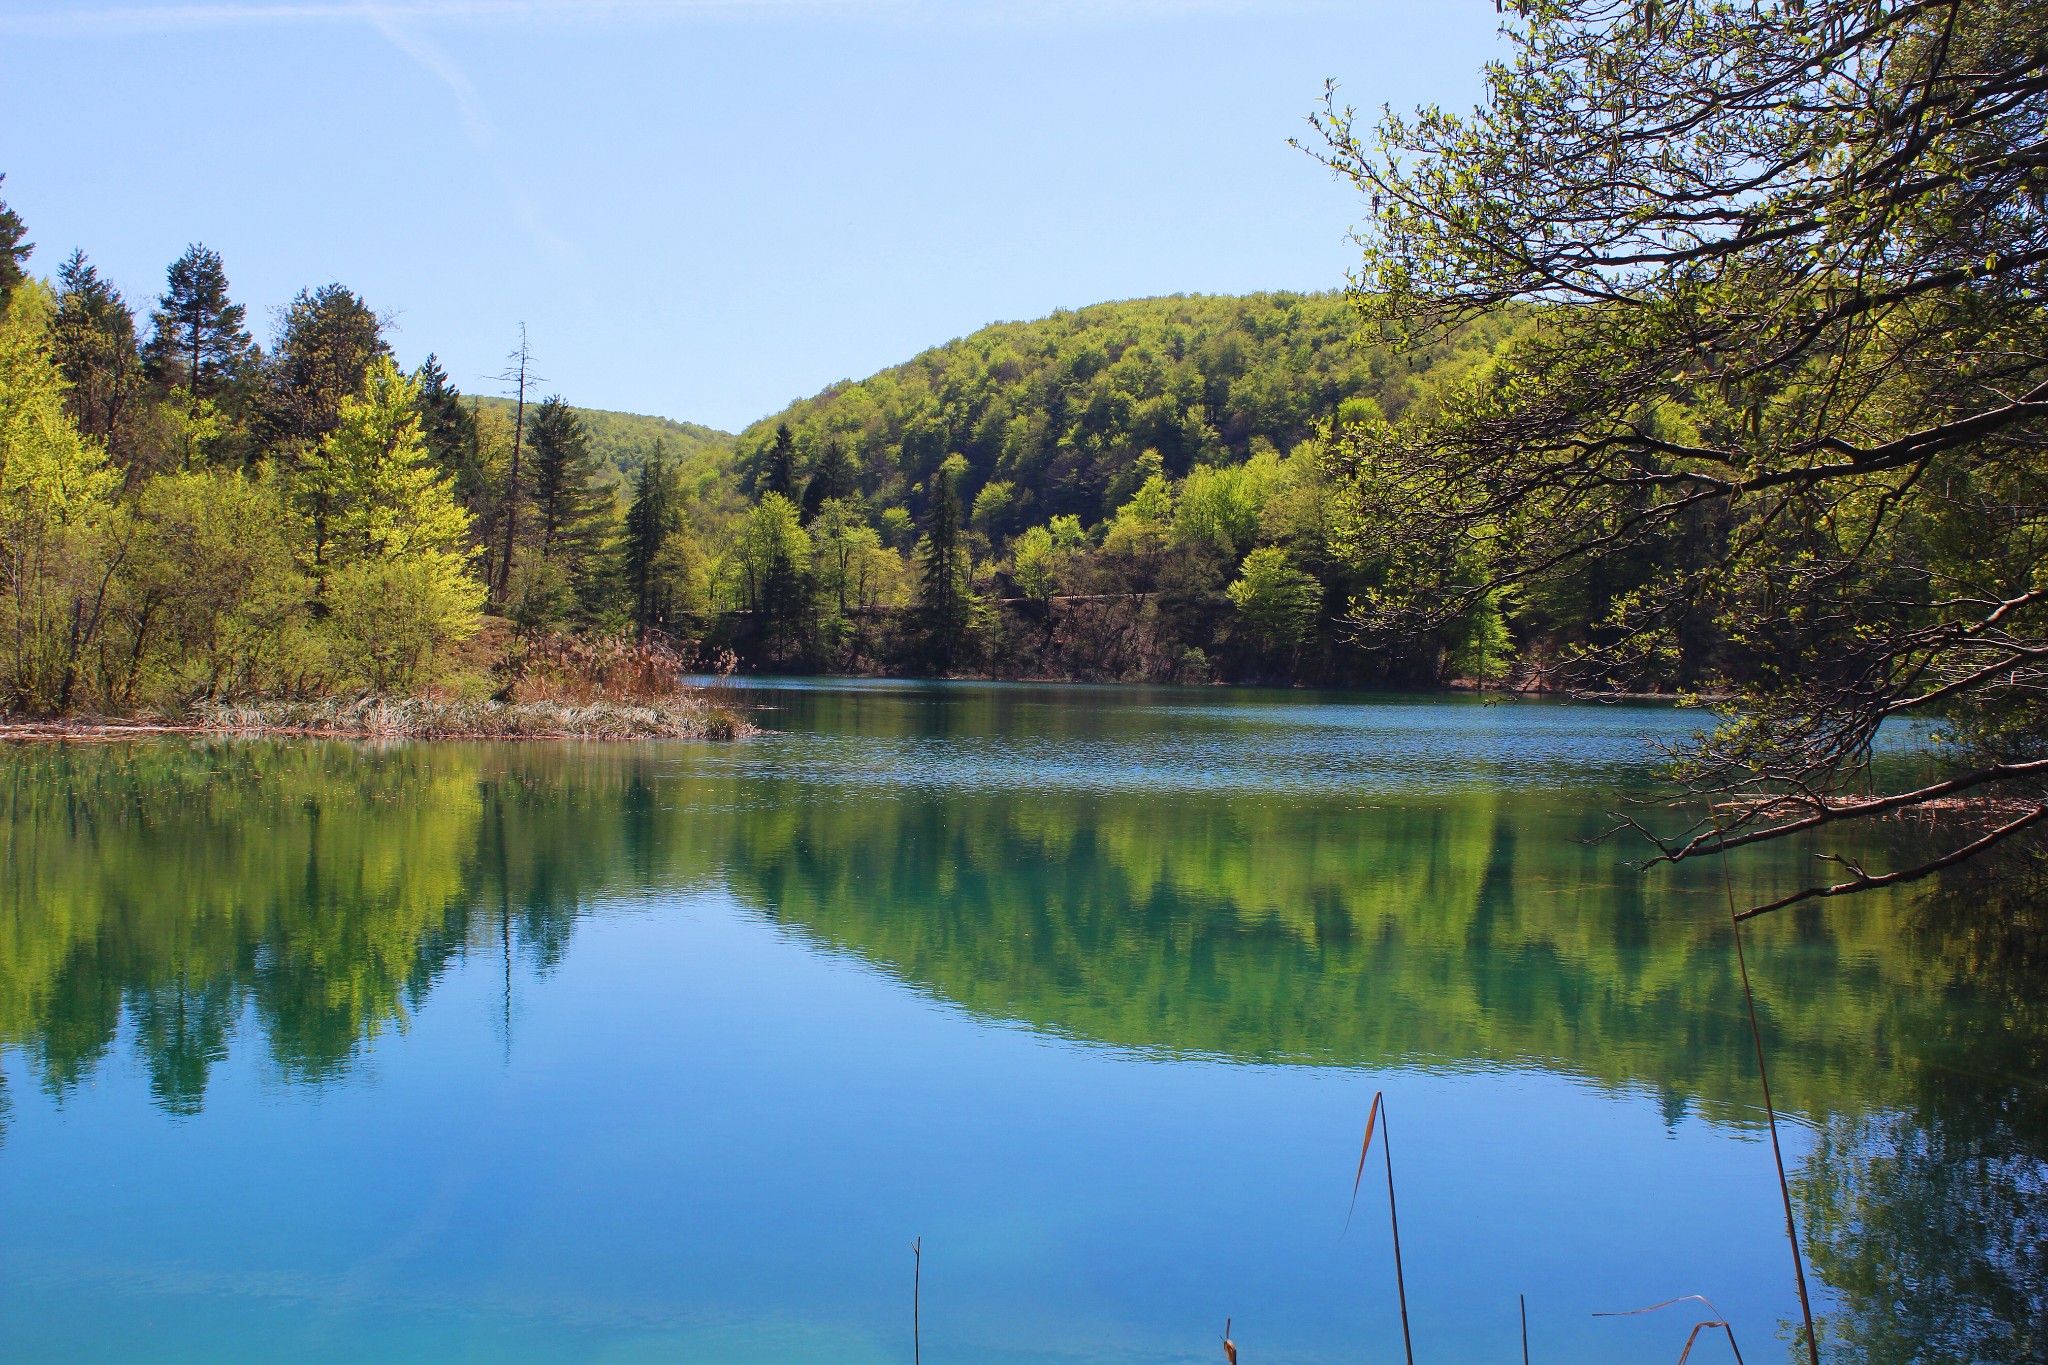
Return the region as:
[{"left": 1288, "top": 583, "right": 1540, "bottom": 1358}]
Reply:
[{"left": 1, "top": 2, "right": 1502, "bottom": 431}]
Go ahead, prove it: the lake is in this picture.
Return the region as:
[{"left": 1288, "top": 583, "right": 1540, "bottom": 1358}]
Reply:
[{"left": 1, "top": 682, "right": 2040, "bottom": 1364}]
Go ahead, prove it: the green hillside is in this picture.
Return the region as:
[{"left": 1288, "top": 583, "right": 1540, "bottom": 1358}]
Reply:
[
  {"left": 737, "top": 291, "right": 1518, "bottom": 528},
  {"left": 474, "top": 396, "right": 735, "bottom": 498}
]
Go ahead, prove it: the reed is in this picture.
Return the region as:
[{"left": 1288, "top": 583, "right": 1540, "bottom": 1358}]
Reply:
[
  {"left": 1595, "top": 1294, "right": 1746, "bottom": 1365},
  {"left": 911, "top": 1235, "right": 922, "bottom": 1365},
  {"left": 1709, "top": 803, "right": 1822, "bottom": 1365},
  {"left": 1345, "top": 1089, "right": 1414, "bottom": 1365}
]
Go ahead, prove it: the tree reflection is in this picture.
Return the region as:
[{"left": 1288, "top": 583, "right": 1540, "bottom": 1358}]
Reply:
[
  {"left": 4, "top": 733, "right": 2044, "bottom": 1365},
  {"left": 1799, "top": 857, "right": 2048, "bottom": 1364}
]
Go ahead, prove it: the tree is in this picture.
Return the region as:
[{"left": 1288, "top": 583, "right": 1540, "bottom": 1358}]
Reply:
[
  {"left": 0, "top": 282, "right": 118, "bottom": 713},
  {"left": 1227, "top": 547, "right": 1320, "bottom": 659},
  {"left": 297, "top": 357, "right": 482, "bottom": 687},
  {"left": 111, "top": 469, "right": 308, "bottom": 705},
  {"left": 0, "top": 174, "right": 31, "bottom": 316},
  {"left": 736, "top": 492, "right": 811, "bottom": 662},
  {"left": 143, "top": 245, "right": 253, "bottom": 401},
  {"left": 623, "top": 445, "right": 684, "bottom": 635},
  {"left": 762, "top": 422, "right": 800, "bottom": 502},
  {"left": 526, "top": 397, "right": 606, "bottom": 563},
  {"left": 969, "top": 479, "right": 1016, "bottom": 541},
  {"left": 312, "top": 357, "right": 476, "bottom": 568},
  {"left": 1012, "top": 514, "right": 1087, "bottom": 606},
  {"left": 51, "top": 252, "right": 144, "bottom": 466},
  {"left": 493, "top": 326, "right": 537, "bottom": 602},
  {"left": 809, "top": 498, "right": 892, "bottom": 658},
  {"left": 801, "top": 436, "right": 857, "bottom": 522},
  {"left": 413, "top": 355, "right": 482, "bottom": 511},
  {"left": 261, "top": 283, "right": 387, "bottom": 453},
  {"left": 1310, "top": 0, "right": 2048, "bottom": 910},
  {"left": 917, "top": 453, "right": 974, "bottom": 670}
]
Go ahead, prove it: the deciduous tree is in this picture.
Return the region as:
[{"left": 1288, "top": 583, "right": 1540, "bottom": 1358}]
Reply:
[{"left": 1310, "top": 0, "right": 2048, "bottom": 906}]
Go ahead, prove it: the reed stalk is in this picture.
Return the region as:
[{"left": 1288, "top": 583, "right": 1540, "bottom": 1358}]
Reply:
[
  {"left": 1346, "top": 1090, "right": 1414, "bottom": 1365},
  {"left": 1709, "top": 803, "right": 1822, "bottom": 1365},
  {"left": 1595, "top": 1295, "right": 1746, "bottom": 1365}
]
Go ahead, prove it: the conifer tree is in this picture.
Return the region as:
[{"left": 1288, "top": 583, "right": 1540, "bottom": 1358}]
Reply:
[
  {"left": 916, "top": 454, "right": 973, "bottom": 671},
  {"left": 762, "top": 422, "right": 800, "bottom": 501},
  {"left": 143, "top": 245, "right": 253, "bottom": 400},
  {"left": 527, "top": 396, "right": 605, "bottom": 561},
  {"left": 52, "top": 252, "right": 143, "bottom": 456},
  {"left": 801, "top": 437, "right": 856, "bottom": 523},
  {"left": 623, "top": 443, "right": 682, "bottom": 634},
  {"left": 0, "top": 175, "right": 31, "bottom": 317},
  {"left": 299, "top": 356, "right": 474, "bottom": 567},
  {"left": 412, "top": 355, "right": 475, "bottom": 476},
  {"left": 262, "top": 283, "right": 387, "bottom": 451}
]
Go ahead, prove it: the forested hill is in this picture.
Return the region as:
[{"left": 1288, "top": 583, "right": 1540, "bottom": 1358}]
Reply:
[
  {"left": 473, "top": 397, "right": 733, "bottom": 497},
  {"left": 736, "top": 292, "right": 1517, "bottom": 531}
]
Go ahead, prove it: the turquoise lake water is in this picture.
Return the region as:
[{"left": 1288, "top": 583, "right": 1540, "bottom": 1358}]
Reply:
[{"left": 1, "top": 682, "right": 2040, "bottom": 1363}]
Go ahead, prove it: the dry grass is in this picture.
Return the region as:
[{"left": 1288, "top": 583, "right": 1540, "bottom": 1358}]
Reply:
[{"left": 195, "top": 695, "right": 752, "bottom": 741}]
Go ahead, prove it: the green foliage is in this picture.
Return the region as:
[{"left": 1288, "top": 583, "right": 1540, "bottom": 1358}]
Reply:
[
  {"left": 470, "top": 396, "right": 735, "bottom": 501},
  {"left": 0, "top": 174, "right": 31, "bottom": 316},
  {"left": 522, "top": 396, "right": 613, "bottom": 625},
  {"left": 969, "top": 478, "right": 1015, "bottom": 538},
  {"left": 296, "top": 357, "right": 482, "bottom": 684},
  {"left": 736, "top": 292, "right": 1501, "bottom": 533},
  {"left": 323, "top": 556, "right": 481, "bottom": 693},
  {"left": 1309, "top": 0, "right": 2048, "bottom": 885},
  {"left": 110, "top": 469, "right": 309, "bottom": 704},
  {"left": 51, "top": 252, "right": 143, "bottom": 462},
  {"left": 801, "top": 437, "right": 856, "bottom": 522},
  {"left": 261, "top": 283, "right": 388, "bottom": 453},
  {"left": 761, "top": 422, "right": 800, "bottom": 502},
  {"left": 623, "top": 449, "right": 687, "bottom": 634},
  {"left": 732, "top": 492, "right": 812, "bottom": 661},
  {"left": 0, "top": 282, "right": 117, "bottom": 713},
  {"left": 917, "top": 454, "right": 973, "bottom": 670},
  {"left": 1227, "top": 547, "right": 1319, "bottom": 652},
  {"left": 142, "top": 244, "right": 253, "bottom": 401}
]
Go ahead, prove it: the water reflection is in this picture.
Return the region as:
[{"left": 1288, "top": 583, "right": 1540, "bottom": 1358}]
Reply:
[
  {"left": 1797, "top": 870, "right": 2048, "bottom": 1363},
  {"left": 0, "top": 697, "right": 2043, "bottom": 1362}
]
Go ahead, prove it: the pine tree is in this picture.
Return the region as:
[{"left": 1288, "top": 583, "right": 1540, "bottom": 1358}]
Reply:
[
  {"left": 916, "top": 454, "right": 973, "bottom": 671},
  {"left": 527, "top": 396, "right": 605, "bottom": 560},
  {"left": 413, "top": 355, "right": 475, "bottom": 475},
  {"left": 0, "top": 175, "right": 31, "bottom": 317},
  {"left": 143, "top": 245, "right": 253, "bottom": 400},
  {"left": 801, "top": 437, "right": 857, "bottom": 523},
  {"left": 262, "top": 283, "right": 387, "bottom": 451},
  {"left": 762, "top": 422, "right": 799, "bottom": 501},
  {"left": 623, "top": 443, "right": 683, "bottom": 634},
  {"left": 52, "top": 252, "right": 143, "bottom": 456}
]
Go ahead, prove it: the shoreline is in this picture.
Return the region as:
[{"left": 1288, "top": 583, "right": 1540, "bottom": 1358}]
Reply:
[
  {"left": 0, "top": 697, "right": 755, "bottom": 744},
  {"left": 0, "top": 679, "right": 1726, "bottom": 743}
]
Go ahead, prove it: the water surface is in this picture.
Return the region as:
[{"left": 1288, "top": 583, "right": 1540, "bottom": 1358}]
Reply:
[{"left": 1, "top": 683, "right": 2040, "bottom": 1363}]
